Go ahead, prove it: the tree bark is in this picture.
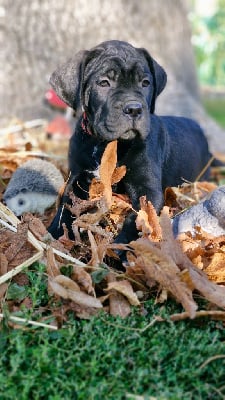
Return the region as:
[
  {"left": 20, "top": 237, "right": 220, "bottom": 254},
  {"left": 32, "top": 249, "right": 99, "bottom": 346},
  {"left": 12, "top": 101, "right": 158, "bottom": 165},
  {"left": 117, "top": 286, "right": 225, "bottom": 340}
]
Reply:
[{"left": 1, "top": 0, "right": 224, "bottom": 152}]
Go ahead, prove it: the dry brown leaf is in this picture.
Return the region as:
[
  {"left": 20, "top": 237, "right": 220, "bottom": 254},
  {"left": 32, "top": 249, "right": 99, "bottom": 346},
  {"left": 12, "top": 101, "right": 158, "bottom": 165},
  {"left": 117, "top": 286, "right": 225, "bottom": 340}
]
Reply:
[
  {"left": 169, "top": 310, "right": 225, "bottom": 322},
  {"left": 88, "top": 230, "right": 100, "bottom": 266},
  {"left": 111, "top": 165, "right": 126, "bottom": 185},
  {"left": 138, "top": 196, "right": 162, "bottom": 240},
  {"left": 54, "top": 275, "right": 80, "bottom": 291},
  {"left": 136, "top": 209, "right": 152, "bottom": 237},
  {"left": 0, "top": 283, "right": 8, "bottom": 299},
  {"left": 46, "top": 247, "right": 60, "bottom": 278},
  {"left": 89, "top": 178, "right": 104, "bottom": 200},
  {"left": 23, "top": 214, "right": 49, "bottom": 240},
  {"left": 0, "top": 253, "right": 8, "bottom": 276},
  {"left": 125, "top": 261, "right": 150, "bottom": 290},
  {"left": 73, "top": 220, "right": 112, "bottom": 238},
  {"left": 68, "top": 193, "right": 98, "bottom": 218},
  {"left": 130, "top": 238, "right": 198, "bottom": 318},
  {"left": 73, "top": 198, "right": 108, "bottom": 226},
  {"left": 72, "top": 266, "right": 94, "bottom": 295},
  {"left": 170, "top": 181, "right": 217, "bottom": 211},
  {"left": 57, "top": 223, "right": 75, "bottom": 249},
  {"left": 203, "top": 252, "right": 225, "bottom": 283},
  {"left": 106, "top": 273, "right": 131, "bottom": 318},
  {"left": 105, "top": 280, "right": 140, "bottom": 306},
  {"left": 67, "top": 302, "right": 100, "bottom": 319},
  {"left": 155, "top": 288, "right": 168, "bottom": 304},
  {"left": 4, "top": 222, "right": 28, "bottom": 262},
  {"left": 158, "top": 210, "right": 225, "bottom": 309},
  {"left": 95, "top": 237, "right": 113, "bottom": 264},
  {"left": 179, "top": 269, "right": 195, "bottom": 290},
  {"left": 49, "top": 278, "right": 103, "bottom": 309},
  {"left": 99, "top": 140, "right": 117, "bottom": 207},
  {"left": 109, "top": 291, "right": 131, "bottom": 318},
  {"left": 160, "top": 207, "right": 188, "bottom": 267},
  {"left": 164, "top": 187, "right": 179, "bottom": 208}
]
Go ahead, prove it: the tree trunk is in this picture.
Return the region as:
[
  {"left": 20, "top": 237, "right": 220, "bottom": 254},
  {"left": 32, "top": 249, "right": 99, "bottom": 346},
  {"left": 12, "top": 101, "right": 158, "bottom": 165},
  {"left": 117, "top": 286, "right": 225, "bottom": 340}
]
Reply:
[{"left": 1, "top": 0, "right": 224, "bottom": 152}]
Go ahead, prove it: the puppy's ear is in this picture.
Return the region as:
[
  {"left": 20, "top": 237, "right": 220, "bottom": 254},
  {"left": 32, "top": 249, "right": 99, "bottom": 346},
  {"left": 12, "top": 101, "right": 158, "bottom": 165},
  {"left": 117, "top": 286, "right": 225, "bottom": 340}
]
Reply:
[
  {"left": 138, "top": 48, "right": 167, "bottom": 113},
  {"left": 49, "top": 50, "right": 88, "bottom": 110}
]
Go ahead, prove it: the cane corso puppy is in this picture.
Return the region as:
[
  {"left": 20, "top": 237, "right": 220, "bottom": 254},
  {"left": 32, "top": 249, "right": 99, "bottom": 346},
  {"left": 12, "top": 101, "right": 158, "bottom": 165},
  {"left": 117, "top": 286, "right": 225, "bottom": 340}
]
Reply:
[{"left": 48, "top": 40, "right": 212, "bottom": 243}]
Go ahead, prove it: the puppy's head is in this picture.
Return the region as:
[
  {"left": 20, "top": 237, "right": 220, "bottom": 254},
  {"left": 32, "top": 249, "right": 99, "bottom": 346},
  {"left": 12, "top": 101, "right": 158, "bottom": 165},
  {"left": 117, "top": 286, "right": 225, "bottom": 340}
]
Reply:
[{"left": 50, "top": 40, "right": 167, "bottom": 141}]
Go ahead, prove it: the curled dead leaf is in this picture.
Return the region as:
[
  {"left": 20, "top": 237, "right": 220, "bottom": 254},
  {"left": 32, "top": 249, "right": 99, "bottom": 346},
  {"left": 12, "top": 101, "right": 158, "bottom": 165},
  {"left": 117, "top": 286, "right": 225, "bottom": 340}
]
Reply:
[
  {"left": 72, "top": 265, "right": 95, "bottom": 295},
  {"left": 99, "top": 141, "right": 117, "bottom": 207},
  {"left": 54, "top": 275, "right": 80, "bottom": 291},
  {"left": 49, "top": 278, "right": 102, "bottom": 309},
  {"left": 137, "top": 196, "right": 162, "bottom": 240},
  {"left": 105, "top": 279, "right": 140, "bottom": 306},
  {"left": 111, "top": 165, "right": 126, "bottom": 185},
  {"left": 106, "top": 273, "right": 131, "bottom": 318},
  {"left": 130, "top": 238, "right": 198, "bottom": 318},
  {"left": 46, "top": 247, "right": 60, "bottom": 277},
  {"left": 0, "top": 253, "right": 8, "bottom": 276}
]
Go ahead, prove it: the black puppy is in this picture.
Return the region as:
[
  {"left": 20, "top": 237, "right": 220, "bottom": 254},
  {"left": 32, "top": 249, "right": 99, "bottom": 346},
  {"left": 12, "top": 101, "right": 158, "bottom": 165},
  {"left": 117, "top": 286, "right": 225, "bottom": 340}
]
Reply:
[{"left": 48, "top": 40, "right": 212, "bottom": 243}]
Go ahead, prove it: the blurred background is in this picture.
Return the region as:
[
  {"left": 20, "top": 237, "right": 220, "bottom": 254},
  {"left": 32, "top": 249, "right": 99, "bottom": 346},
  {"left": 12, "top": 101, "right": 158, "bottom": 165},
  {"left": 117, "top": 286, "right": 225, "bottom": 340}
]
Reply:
[{"left": 0, "top": 0, "right": 225, "bottom": 153}]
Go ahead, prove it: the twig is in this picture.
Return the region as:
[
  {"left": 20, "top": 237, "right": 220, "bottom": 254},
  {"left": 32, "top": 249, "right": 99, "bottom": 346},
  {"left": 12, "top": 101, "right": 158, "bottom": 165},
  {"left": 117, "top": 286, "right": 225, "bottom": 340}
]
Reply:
[
  {"left": 0, "top": 313, "right": 57, "bottom": 330},
  {"left": 0, "top": 251, "right": 43, "bottom": 285},
  {"left": 195, "top": 155, "right": 215, "bottom": 182},
  {"left": 39, "top": 241, "right": 87, "bottom": 267},
  {"left": 199, "top": 355, "right": 225, "bottom": 370},
  {"left": 169, "top": 310, "right": 225, "bottom": 322},
  {"left": 0, "top": 119, "right": 46, "bottom": 135}
]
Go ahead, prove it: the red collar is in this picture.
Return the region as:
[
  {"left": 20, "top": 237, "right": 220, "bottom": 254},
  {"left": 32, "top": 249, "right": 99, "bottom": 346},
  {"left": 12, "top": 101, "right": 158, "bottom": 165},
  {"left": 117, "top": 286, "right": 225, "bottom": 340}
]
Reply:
[{"left": 81, "top": 112, "right": 92, "bottom": 135}]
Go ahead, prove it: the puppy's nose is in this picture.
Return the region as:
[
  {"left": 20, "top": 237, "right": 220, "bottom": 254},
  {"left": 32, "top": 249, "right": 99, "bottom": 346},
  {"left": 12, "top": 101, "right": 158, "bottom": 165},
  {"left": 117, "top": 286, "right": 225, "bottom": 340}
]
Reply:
[{"left": 123, "top": 102, "right": 143, "bottom": 118}]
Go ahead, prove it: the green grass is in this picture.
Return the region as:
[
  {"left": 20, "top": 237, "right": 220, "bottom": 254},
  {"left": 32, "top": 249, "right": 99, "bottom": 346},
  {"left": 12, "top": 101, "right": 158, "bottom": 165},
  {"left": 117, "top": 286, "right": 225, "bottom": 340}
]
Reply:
[
  {"left": 203, "top": 98, "right": 225, "bottom": 128},
  {"left": 0, "top": 308, "right": 225, "bottom": 399},
  {"left": 0, "top": 264, "right": 225, "bottom": 400}
]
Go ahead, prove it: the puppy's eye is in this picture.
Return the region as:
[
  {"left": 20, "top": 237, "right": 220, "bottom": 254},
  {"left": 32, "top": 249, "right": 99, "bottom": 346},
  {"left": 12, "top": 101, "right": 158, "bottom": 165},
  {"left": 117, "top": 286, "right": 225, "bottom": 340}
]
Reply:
[
  {"left": 98, "top": 79, "right": 110, "bottom": 87},
  {"left": 142, "top": 79, "right": 150, "bottom": 87}
]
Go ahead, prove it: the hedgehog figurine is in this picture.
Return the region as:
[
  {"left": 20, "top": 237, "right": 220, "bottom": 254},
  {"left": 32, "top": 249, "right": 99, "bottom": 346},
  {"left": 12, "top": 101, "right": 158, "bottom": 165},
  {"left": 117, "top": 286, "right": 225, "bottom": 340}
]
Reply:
[
  {"left": 173, "top": 185, "right": 225, "bottom": 237},
  {"left": 3, "top": 158, "right": 64, "bottom": 216}
]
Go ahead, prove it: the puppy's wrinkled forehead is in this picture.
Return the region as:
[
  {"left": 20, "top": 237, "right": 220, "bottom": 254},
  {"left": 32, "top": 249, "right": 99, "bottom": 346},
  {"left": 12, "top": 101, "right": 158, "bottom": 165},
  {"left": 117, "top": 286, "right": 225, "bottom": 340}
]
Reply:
[{"left": 84, "top": 43, "right": 149, "bottom": 79}]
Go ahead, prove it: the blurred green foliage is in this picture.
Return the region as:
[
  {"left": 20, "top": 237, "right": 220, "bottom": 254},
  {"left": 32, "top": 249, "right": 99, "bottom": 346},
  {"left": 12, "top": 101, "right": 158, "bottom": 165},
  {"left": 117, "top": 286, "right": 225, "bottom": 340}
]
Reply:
[
  {"left": 203, "top": 97, "right": 225, "bottom": 127},
  {"left": 191, "top": 0, "right": 225, "bottom": 87}
]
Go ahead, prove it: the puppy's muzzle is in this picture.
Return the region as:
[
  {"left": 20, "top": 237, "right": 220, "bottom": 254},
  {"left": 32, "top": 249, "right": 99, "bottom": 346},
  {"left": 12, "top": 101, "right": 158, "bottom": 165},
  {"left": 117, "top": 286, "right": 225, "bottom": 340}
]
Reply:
[{"left": 123, "top": 101, "right": 143, "bottom": 119}]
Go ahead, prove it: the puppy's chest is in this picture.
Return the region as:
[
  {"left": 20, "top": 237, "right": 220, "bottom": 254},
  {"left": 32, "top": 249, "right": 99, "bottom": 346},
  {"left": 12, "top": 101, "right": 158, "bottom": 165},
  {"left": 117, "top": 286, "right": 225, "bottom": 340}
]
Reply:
[{"left": 82, "top": 141, "right": 132, "bottom": 186}]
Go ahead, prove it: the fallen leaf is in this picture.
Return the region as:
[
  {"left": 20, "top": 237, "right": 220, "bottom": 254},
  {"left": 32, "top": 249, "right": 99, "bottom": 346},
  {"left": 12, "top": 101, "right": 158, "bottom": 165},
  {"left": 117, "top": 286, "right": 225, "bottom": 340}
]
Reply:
[
  {"left": 130, "top": 238, "right": 198, "bottom": 318},
  {"left": 0, "top": 253, "right": 8, "bottom": 276},
  {"left": 4, "top": 222, "right": 28, "bottom": 262},
  {"left": 105, "top": 280, "right": 140, "bottom": 306},
  {"left": 0, "top": 283, "right": 8, "bottom": 299},
  {"left": 111, "top": 165, "right": 126, "bottom": 185},
  {"left": 46, "top": 247, "right": 60, "bottom": 278},
  {"left": 49, "top": 278, "right": 103, "bottom": 309},
  {"left": 72, "top": 266, "right": 95, "bottom": 295},
  {"left": 99, "top": 141, "right": 117, "bottom": 207},
  {"left": 136, "top": 209, "right": 152, "bottom": 237},
  {"left": 88, "top": 230, "right": 100, "bottom": 266},
  {"left": 106, "top": 273, "right": 131, "bottom": 318},
  {"left": 138, "top": 196, "right": 162, "bottom": 240},
  {"left": 158, "top": 209, "right": 225, "bottom": 309},
  {"left": 23, "top": 214, "right": 49, "bottom": 240},
  {"left": 203, "top": 252, "right": 225, "bottom": 283},
  {"left": 89, "top": 179, "right": 105, "bottom": 200},
  {"left": 54, "top": 275, "right": 80, "bottom": 291}
]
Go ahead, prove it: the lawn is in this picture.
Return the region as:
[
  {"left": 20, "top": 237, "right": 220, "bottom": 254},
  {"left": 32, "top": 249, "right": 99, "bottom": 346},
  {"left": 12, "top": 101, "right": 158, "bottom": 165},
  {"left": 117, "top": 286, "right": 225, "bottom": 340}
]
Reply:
[
  {"left": 0, "top": 258, "right": 225, "bottom": 400},
  {"left": 0, "top": 299, "right": 225, "bottom": 400}
]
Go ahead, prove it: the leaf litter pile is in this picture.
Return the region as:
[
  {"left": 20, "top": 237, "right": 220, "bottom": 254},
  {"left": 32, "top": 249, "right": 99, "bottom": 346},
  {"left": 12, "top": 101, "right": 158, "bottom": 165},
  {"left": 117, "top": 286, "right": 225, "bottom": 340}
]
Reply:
[{"left": 1, "top": 139, "right": 225, "bottom": 329}]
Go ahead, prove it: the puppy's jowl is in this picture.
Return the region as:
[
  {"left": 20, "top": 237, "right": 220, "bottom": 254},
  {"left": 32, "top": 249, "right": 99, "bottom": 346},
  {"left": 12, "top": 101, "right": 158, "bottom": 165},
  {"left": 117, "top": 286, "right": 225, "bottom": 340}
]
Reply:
[{"left": 48, "top": 40, "right": 213, "bottom": 243}]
